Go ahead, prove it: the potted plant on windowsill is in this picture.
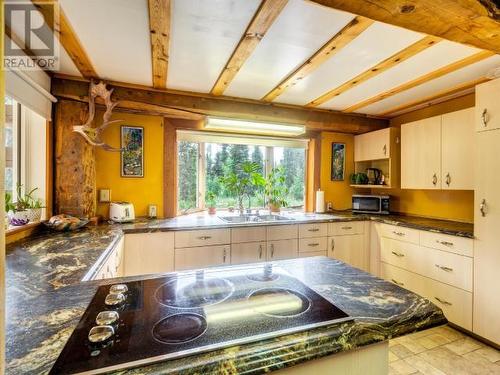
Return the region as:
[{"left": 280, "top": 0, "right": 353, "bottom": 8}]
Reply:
[
  {"left": 206, "top": 191, "right": 217, "bottom": 215},
  {"left": 265, "top": 166, "right": 289, "bottom": 213},
  {"left": 5, "top": 185, "right": 45, "bottom": 226}
]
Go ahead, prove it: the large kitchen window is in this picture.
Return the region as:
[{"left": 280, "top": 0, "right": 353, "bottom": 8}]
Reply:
[{"left": 177, "top": 131, "right": 307, "bottom": 213}]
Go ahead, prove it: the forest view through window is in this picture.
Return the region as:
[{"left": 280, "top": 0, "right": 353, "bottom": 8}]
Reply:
[{"left": 178, "top": 137, "right": 306, "bottom": 213}]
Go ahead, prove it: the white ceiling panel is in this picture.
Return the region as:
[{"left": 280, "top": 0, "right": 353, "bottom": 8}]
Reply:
[
  {"left": 276, "top": 22, "right": 424, "bottom": 106},
  {"left": 60, "top": 0, "right": 152, "bottom": 85},
  {"left": 318, "top": 40, "right": 479, "bottom": 111},
  {"left": 167, "top": 0, "right": 261, "bottom": 93},
  {"left": 359, "top": 55, "right": 500, "bottom": 115},
  {"left": 224, "top": 0, "right": 355, "bottom": 100}
]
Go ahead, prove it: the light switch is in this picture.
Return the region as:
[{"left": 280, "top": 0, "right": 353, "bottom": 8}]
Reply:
[{"left": 99, "top": 189, "right": 111, "bottom": 203}]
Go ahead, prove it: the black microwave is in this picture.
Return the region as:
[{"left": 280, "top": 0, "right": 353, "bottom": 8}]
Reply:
[{"left": 352, "top": 195, "right": 390, "bottom": 215}]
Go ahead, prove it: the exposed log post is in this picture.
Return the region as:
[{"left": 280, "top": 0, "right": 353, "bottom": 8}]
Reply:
[{"left": 54, "top": 100, "right": 96, "bottom": 217}]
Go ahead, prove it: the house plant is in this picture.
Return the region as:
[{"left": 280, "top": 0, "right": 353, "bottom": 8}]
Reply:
[
  {"left": 5, "top": 185, "right": 44, "bottom": 226},
  {"left": 265, "top": 166, "right": 289, "bottom": 213},
  {"left": 221, "top": 161, "right": 265, "bottom": 215},
  {"left": 206, "top": 191, "right": 217, "bottom": 215}
]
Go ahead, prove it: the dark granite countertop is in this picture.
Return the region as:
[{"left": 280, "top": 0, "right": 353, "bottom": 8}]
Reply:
[{"left": 6, "top": 211, "right": 468, "bottom": 374}]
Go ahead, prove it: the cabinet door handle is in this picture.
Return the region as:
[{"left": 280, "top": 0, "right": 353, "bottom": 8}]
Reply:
[
  {"left": 270, "top": 244, "right": 275, "bottom": 258},
  {"left": 258, "top": 244, "right": 263, "bottom": 259},
  {"left": 436, "top": 240, "right": 454, "bottom": 247},
  {"left": 434, "top": 296, "right": 452, "bottom": 306},
  {"left": 391, "top": 251, "right": 405, "bottom": 257},
  {"left": 391, "top": 279, "right": 404, "bottom": 286},
  {"left": 331, "top": 238, "right": 335, "bottom": 252},
  {"left": 307, "top": 228, "right": 320, "bottom": 232},
  {"left": 223, "top": 249, "right": 227, "bottom": 263},
  {"left": 197, "top": 236, "right": 212, "bottom": 240},
  {"left": 432, "top": 173, "right": 438, "bottom": 186},
  {"left": 435, "top": 264, "right": 453, "bottom": 272},
  {"left": 392, "top": 231, "right": 405, "bottom": 237},
  {"left": 445, "top": 173, "right": 451, "bottom": 187},
  {"left": 480, "top": 199, "right": 487, "bottom": 217},
  {"left": 383, "top": 144, "right": 387, "bottom": 156},
  {"left": 482, "top": 108, "right": 489, "bottom": 127},
  {"left": 341, "top": 226, "right": 353, "bottom": 230},
  {"left": 308, "top": 243, "right": 320, "bottom": 247}
]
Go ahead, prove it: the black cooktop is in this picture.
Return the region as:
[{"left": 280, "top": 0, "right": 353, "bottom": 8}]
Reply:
[{"left": 50, "top": 264, "right": 352, "bottom": 374}]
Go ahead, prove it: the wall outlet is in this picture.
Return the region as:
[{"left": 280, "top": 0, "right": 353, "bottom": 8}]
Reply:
[
  {"left": 148, "top": 204, "right": 157, "bottom": 218},
  {"left": 99, "top": 189, "right": 111, "bottom": 203}
]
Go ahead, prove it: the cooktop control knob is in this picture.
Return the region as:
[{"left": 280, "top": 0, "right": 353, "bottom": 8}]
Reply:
[
  {"left": 96, "top": 311, "right": 119, "bottom": 326},
  {"left": 104, "top": 292, "right": 126, "bottom": 307},
  {"left": 109, "top": 284, "right": 128, "bottom": 294},
  {"left": 88, "top": 325, "right": 115, "bottom": 344}
]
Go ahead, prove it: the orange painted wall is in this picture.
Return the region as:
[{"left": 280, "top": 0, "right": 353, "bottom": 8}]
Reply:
[{"left": 95, "top": 112, "right": 164, "bottom": 218}]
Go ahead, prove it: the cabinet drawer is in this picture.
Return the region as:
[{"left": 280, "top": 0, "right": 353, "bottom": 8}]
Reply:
[
  {"left": 298, "top": 237, "right": 327, "bottom": 253},
  {"left": 378, "top": 224, "right": 419, "bottom": 244},
  {"left": 328, "top": 221, "right": 364, "bottom": 236},
  {"left": 174, "top": 245, "right": 230, "bottom": 271},
  {"left": 299, "top": 251, "right": 327, "bottom": 258},
  {"left": 267, "top": 225, "right": 298, "bottom": 241},
  {"left": 231, "top": 242, "right": 266, "bottom": 265},
  {"left": 175, "top": 229, "right": 230, "bottom": 248},
  {"left": 381, "top": 238, "right": 473, "bottom": 291},
  {"left": 298, "top": 223, "right": 328, "bottom": 238},
  {"left": 420, "top": 231, "right": 473, "bottom": 257},
  {"left": 380, "top": 263, "right": 472, "bottom": 330},
  {"left": 231, "top": 227, "right": 266, "bottom": 243},
  {"left": 268, "top": 239, "right": 298, "bottom": 260}
]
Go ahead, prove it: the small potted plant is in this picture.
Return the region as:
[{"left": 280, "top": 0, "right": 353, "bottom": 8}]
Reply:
[
  {"left": 265, "top": 166, "right": 289, "bottom": 213},
  {"left": 206, "top": 191, "right": 217, "bottom": 215},
  {"left": 5, "top": 185, "right": 44, "bottom": 226}
]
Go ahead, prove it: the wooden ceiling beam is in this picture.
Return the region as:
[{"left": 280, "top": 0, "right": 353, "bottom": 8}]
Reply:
[
  {"left": 51, "top": 76, "right": 388, "bottom": 134},
  {"left": 261, "top": 16, "right": 374, "bottom": 102},
  {"left": 380, "top": 77, "right": 490, "bottom": 117},
  {"left": 31, "top": 0, "right": 97, "bottom": 78},
  {"left": 306, "top": 35, "right": 440, "bottom": 107},
  {"left": 309, "top": 0, "right": 500, "bottom": 54},
  {"left": 148, "top": 0, "right": 171, "bottom": 89},
  {"left": 343, "top": 50, "right": 495, "bottom": 113},
  {"left": 210, "top": 0, "right": 289, "bottom": 96}
]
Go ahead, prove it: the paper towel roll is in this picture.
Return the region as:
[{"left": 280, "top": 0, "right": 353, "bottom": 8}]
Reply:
[{"left": 315, "top": 190, "right": 325, "bottom": 213}]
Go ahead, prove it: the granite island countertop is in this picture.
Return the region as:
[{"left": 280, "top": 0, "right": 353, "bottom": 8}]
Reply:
[{"left": 6, "top": 211, "right": 466, "bottom": 374}]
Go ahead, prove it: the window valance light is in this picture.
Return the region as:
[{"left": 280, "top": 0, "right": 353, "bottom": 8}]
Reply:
[{"left": 204, "top": 117, "right": 306, "bottom": 137}]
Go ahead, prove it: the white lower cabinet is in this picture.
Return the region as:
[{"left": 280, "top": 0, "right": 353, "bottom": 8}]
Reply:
[
  {"left": 231, "top": 241, "right": 266, "bottom": 265},
  {"left": 268, "top": 239, "right": 298, "bottom": 261},
  {"left": 124, "top": 232, "right": 174, "bottom": 277},
  {"left": 175, "top": 245, "right": 230, "bottom": 271},
  {"left": 93, "top": 236, "right": 125, "bottom": 280},
  {"left": 328, "top": 234, "right": 365, "bottom": 270}
]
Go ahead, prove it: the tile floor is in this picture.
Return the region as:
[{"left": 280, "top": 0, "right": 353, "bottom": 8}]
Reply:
[{"left": 388, "top": 325, "right": 500, "bottom": 374}]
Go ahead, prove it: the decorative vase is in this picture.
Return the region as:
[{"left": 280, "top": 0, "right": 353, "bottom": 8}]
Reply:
[
  {"left": 269, "top": 203, "right": 281, "bottom": 213},
  {"left": 208, "top": 207, "right": 216, "bottom": 215},
  {"left": 8, "top": 210, "right": 30, "bottom": 226},
  {"left": 27, "top": 208, "right": 42, "bottom": 223}
]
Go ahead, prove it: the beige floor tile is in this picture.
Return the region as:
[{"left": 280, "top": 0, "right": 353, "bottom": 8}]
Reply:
[
  {"left": 403, "top": 355, "right": 447, "bottom": 375},
  {"left": 472, "top": 346, "right": 500, "bottom": 363},
  {"left": 445, "top": 337, "right": 483, "bottom": 355},
  {"left": 418, "top": 347, "right": 493, "bottom": 375},
  {"left": 389, "top": 351, "right": 400, "bottom": 363},
  {"left": 462, "top": 350, "right": 500, "bottom": 374},
  {"left": 397, "top": 337, "right": 428, "bottom": 354},
  {"left": 431, "top": 325, "right": 466, "bottom": 342},
  {"left": 391, "top": 344, "right": 415, "bottom": 359},
  {"left": 416, "top": 335, "right": 448, "bottom": 350},
  {"left": 389, "top": 359, "right": 419, "bottom": 375}
]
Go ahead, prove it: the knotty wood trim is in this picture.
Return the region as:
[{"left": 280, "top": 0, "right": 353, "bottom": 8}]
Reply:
[
  {"left": 262, "top": 16, "right": 374, "bottom": 102},
  {"left": 343, "top": 50, "right": 495, "bottom": 113},
  {"left": 52, "top": 76, "right": 388, "bottom": 134},
  {"left": 306, "top": 35, "right": 440, "bottom": 107},
  {"left": 380, "top": 77, "right": 490, "bottom": 117},
  {"left": 309, "top": 0, "right": 500, "bottom": 54},
  {"left": 148, "top": 0, "right": 171, "bottom": 89},
  {"left": 32, "top": 0, "right": 97, "bottom": 78},
  {"left": 163, "top": 118, "right": 177, "bottom": 218},
  {"left": 210, "top": 0, "right": 289, "bottom": 96}
]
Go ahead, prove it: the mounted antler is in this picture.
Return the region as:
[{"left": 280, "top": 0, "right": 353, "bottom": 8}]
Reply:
[{"left": 73, "top": 80, "right": 123, "bottom": 151}]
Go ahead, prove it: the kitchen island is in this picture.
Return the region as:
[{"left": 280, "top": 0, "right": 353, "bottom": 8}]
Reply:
[{"left": 6, "top": 222, "right": 446, "bottom": 374}]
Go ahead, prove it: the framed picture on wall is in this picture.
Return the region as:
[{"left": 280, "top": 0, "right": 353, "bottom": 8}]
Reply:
[
  {"left": 121, "top": 126, "right": 144, "bottom": 177},
  {"left": 331, "top": 142, "right": 345, "bottom": 181}
]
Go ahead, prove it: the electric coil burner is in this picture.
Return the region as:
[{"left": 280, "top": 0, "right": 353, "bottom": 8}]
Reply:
[{"left": 50, "top": 264, "right": 352, "bottom": 374}]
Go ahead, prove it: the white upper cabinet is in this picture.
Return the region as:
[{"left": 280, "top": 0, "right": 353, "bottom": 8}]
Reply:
[
  {"left": 401, "top": 115, "right": 442, "bottom": 189},
  {"left": 354, "top": 128, "right": 390, "bottom": 162},
  {"left": 441, "top": 108, "right": 475, "bottom": 190},
  {"left": 475, "top": 78, "right": 500, "bottom": 132}
]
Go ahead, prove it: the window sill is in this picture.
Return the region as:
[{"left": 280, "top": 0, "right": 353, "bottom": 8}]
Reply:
[{"left": 6, "top": 222, "right": 42, "bottom": 245}]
